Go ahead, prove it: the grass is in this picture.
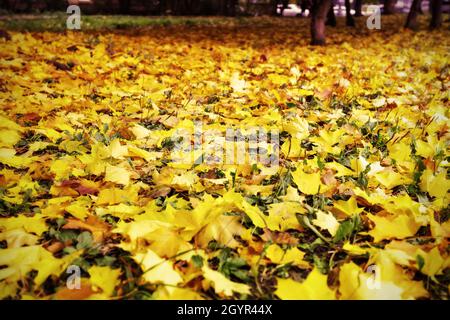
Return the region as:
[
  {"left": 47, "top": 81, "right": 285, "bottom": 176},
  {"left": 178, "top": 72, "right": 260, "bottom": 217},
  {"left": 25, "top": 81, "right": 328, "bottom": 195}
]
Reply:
[
  {"left": 0, "top": 13, "right": 258, "bottom": 32},
  {"left": 1, "top": 12, "right": 440, "bottom": 33}
]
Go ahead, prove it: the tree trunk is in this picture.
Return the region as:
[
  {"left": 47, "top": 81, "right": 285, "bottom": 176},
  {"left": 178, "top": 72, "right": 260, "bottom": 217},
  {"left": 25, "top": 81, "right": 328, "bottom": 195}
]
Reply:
[
  {"left": 168, "top": 0, "right": 185, "bottom": 15},
  {"left": 405, "top": 0, "right": 422, "bottom": 30},
  {"left": 429, "top": 0, "right": 443, "bottom": 29},
  {"left": 25, "top": 0, "right": 33, "bottom": 12},
  {"left": 311, "top": 0, "right": 332, "bottom": 45},
  {"left": 227, "top": 0, "right": 237, "bottom": 16},
  {"left": 354, "top": 0, "right": 362, "bottom": 16},
  {"left": 165, "top": 0, "right": 174, "bottom": 14},
  {"left": 281, "top": 0, "right": 289, "bottom": 15},
  {"left": 187, "top": 0, "right": 200, "bottom": 15},
  {"left": 221, "top": 0, "right": 232, "bottom": 15},
  {"left": 0, "top": 0, "right": 10, "bottom": 11},
  {"left": 345, "top": 0, "right": 355, "bottom": 26},
  {"left": 157, "top": 0, "right": 167, "bottom": 14},
  {"left": 118, "top": 0, "right": 131, "bottom": 14},
  {"left": 383, "top": 0, "right": 396, "bottom": 14},
  {"left": 218, "top": 0, "right": 226, "bottom": 15},
  {"left": 271, "top": 0, "right": 279, "bottom": 15},
  {"left": 326, "top": 2, "right": 336, "bottom": 26},
  {"left": 300, "top": 0, "right": 312, "bottom": 16}
]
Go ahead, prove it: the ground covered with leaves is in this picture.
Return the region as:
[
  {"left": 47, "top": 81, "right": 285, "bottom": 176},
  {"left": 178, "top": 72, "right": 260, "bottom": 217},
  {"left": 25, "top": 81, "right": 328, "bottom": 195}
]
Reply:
[{"left": 0, "top": 16, "right": 449, "bottom": 300}]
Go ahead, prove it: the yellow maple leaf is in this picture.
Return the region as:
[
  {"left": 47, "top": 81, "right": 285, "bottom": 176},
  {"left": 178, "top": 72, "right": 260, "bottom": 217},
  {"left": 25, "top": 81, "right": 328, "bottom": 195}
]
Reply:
[
  {"left": 1, "top": 215, "right": 48, "bottom": 236},
  {"left": 388, "top": 141, "right": 411, "bottom": 163},
  {"left": 266, "top": 244, "right": 308, "bottom": 267},
  {"left": 202, "top": 265, "right": 250, "bottom": 297},
  {"left": 0, "top": 129, "right": 21, "bottom": 147},
  {"left": 0, "top": 246, "right": 77, "bottom": 286},
  {"left": 152, "top": 286, "right": 204, "bottom": 300},
  {"left": 88, "top": 266, "right": 121, "bottom": 297},
  {"left": 96, "top": 187, "right": 138, "bottom": 205},
  {"left": 265, "top": 202, "right": 305, "bottom": 231},
  {"left": 342, "top": 242, "right": 371, "bottom": 256},
  {"left": 279, "top": 185, "right": 304, "bottom": 202},
  {"left": 420, "top": 169, "right": 450, "bottom": 199},
  {"left": 196, "top": 214, "right": 245, "bottom": 248},
  {"left": 0, "top": 229, "right": 38, "bottom": 248},
  {"left": 367, "top": 213, "right": 421, "bottom": 242},
  {"left": 418, "top": 247, "right": 448, "bottom": 277},
  {"left": 134, "top": 249, "right": 182, "bottom": 286},
  {"left": 276, "top": 268, "right": 335, "bottom": 300},
  {"left": 325, "top": 161, "right": 355, "bottom": 177},
  {"left": 50, "top": 157, "right": 75, "bottom": 181},
  {"left": 338, "top": 262, "right": 404, "bottom": 300},
  {"left": 291, "top": 169, "right": 322, "bottom": 195},
  {"left": 282, "top": 117, "right": 309, "bottom": 140},
  {"left": 0, "top": 148, "right": 34, "bottom": 168},
  {"left": 65, "top": 196, "right": 92, "bottom": 220},
  {"left": 281, "top": 138, "right": 303, "bottom": 158},
  {"left": 366, "top": 251, "right": 428, "bottom": 299},
  {"left": 104, "top": 164, "right": 131, "bottom": 186},
  {"left": 373, "top": 170, "right": 412, "bottom": 189},
  {"left": 109, "top": 139, "right": 128, "bottom": 159},
  {"left": 312, "top": 210, "right": 340, "bottom": 236},
  {"left": 333, "top": 196, "right": 364, "bottom": 216}
]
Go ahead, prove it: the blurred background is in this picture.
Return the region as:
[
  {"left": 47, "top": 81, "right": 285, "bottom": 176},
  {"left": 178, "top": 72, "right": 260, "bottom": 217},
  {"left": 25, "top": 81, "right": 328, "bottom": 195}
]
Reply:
[{"left": 1, "top": 0, "right": 448, "bottom": 16}]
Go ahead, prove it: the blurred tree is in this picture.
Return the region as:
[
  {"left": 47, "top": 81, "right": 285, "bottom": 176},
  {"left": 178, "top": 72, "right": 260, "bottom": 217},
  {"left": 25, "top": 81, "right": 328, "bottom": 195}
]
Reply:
[
  {"left": 280, "top": 0, "right": 290, "bottom": 15},
  {"left": 270, "top": 0, "right": 278, "bottom": 15},
  {"left": 326, "top": 0, "right": 354, "bottom": 27},
  {"left": 0, "top": 0, "right": 10, "bottom": 10},
  {"left": 220, "top": 0, "right": 238, "bottom": 16},
  {"left": 354, "top": 0, "right": 362, "bottom": 16},
  {"left": 344, "top": 0, "right": 354, "bottom": 25},
  {"left": 383, "top": 0, "right": 396, "bottom": 14},
  {"left": 310, "top": 0, "right": 332, "bottom": 44},
  {"left": 119, "top": 0, "right": 131, "bottom": 14},
  {"left": 156, "top": 0, "right": 237, "bottom": 15},
  {"left": 429, "top": 0, "right": 442, "bottom": 28},
  {"left": 326, "top": 2, "right": 337, "bottom": 26},
  {"left": 298, "top": 0, "right": 312, "bottom": 16},
  {"left": 405, "top": 0, "right": 422, "bottom": 29},
  {"left": 405, "top": 0, "right": 443, "bottom": 30}
]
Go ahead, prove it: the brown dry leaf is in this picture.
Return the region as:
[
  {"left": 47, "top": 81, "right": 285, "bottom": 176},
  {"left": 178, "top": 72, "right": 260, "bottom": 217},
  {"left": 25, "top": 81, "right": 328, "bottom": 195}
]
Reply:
[
  {"left": 62, "top": 215, "right": 110, "bottom": 242},
  {"left": 55, "top": 281, "right": 95, "bottom": 300}
]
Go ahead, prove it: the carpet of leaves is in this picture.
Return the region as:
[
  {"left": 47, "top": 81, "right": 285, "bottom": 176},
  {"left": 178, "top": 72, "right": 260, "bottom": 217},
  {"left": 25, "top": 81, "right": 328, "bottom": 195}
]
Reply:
[{"left": 0, "top": 16, "right": 449, "bottom": 300}]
